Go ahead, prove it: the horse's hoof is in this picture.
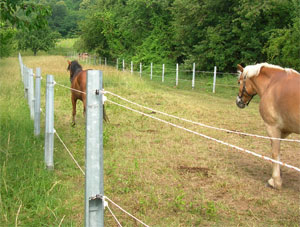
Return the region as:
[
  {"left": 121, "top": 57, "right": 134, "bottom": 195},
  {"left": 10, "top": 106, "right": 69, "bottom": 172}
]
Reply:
[
  {"left": 72, "top": 122, "right": 76, "bottom": 127},
  {"left": 267, "top": 178, "right": 282, "bottom": 190}
]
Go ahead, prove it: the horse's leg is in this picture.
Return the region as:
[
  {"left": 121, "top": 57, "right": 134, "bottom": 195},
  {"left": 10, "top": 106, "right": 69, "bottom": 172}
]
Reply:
[
  {"left": 83, "top": 94, "right": 86, "bottom": 119},
  {"left": 266, "top": 125, "right": 282, "bottom": 189},
  {"left": 72, "top": 96, "right": 77, "bottom": 126}
]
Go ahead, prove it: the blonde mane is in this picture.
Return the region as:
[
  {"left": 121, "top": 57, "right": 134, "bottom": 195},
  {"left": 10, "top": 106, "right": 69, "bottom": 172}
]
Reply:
[{"left": 243, "top": 63, "right": 285, "bottom": 78}]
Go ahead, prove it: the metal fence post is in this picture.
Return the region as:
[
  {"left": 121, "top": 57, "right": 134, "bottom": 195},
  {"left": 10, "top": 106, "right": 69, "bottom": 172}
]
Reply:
[
  {"left": 140, "top": 62, "right": 142, "bottom": 77},
  {"left": 44, "top": 75, "right": 54, "bottom": 170},
  {"left": 123, "top": 59, "right": 125, "bottom": 71},
  {"left": 85, "top": 70, "right": 104, "bottom": 227},
  {"left": 28, "top": 68, "right": 35, "bottom": 120},
  {"left": 18, "top": 53, "right": 23, "bottom": 81},
  {"left": 162, "top": 64, "right": 165, "bottom": 83},
  {"left": 34, "top": 68, "right": 41, "bottom": 136},
  {"left": 24, "top": 66, "right": 29, "bottom": 99},
  {"left": 150, "top": 63, "right": 153, "bottom": 80},
  {"left": 176, "top": 63, "right": 179, "bottom": 86},
  {"left": 192, "top": 63, "right": 195, "bottom": 89},
  {"left": 213, "top": 66, "right": 217, "bottom": 93},
  {"left": 116, "top": 58, "right": 119, "bottom": 70}
]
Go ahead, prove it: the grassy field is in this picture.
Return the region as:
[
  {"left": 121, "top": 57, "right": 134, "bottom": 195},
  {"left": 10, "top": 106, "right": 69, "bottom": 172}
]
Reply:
[{"left": 0, "top": 55, "right": 299, "bottom": 226}]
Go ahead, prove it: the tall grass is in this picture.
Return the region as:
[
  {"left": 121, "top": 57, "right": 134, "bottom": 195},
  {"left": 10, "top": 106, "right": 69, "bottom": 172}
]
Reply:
[{"left": 1, "top": 55, "right": 299, "bottom": 226}]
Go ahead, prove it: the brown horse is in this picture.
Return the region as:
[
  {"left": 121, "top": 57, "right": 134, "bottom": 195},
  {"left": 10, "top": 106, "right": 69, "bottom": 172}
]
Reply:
[
  {"left": 67, "top": 60, "right": 108, "bottom": 125},
  {"left": 236, "top": 63, "right": 300, "bottom": 189}
]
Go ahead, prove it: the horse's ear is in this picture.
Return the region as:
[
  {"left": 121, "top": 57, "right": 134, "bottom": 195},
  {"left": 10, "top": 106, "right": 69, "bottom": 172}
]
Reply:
[
  {"left": 237, "top": 64, "right": 244, "bottom": 72},
  {"left": 67, "top": 60, "right": 71, "bottom": 65}
]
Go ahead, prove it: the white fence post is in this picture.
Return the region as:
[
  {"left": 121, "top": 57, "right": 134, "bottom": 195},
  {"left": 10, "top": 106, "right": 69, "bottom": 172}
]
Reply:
[
  {"left": 150, "top": 62, "right": 153, "bottom": 80},
  {"left": 18, "top": 53, "right": 23, "bottom": 81},
  {"left": 122, "top": 59, "right": 125, "bottom": 71},
  {"left": 34, "top": 68, "right": 41, "bottom": 136},
  {"left": 85, "top": 70, "right": 104, "bottom": 227},
  {"left": 140, "top": 62, "right": 142, "bottom": 77},
  {"left": 176, "top": 63, "right": 179, "bottom": 86},
  {"left": 116, "top": 59, "right": 119, "bottom": 70},
  {"left": 28, "top": 68, "right": 35, "bottom": 120},
  {"left": 24, "top": 66, "right": 29, "bottom": 99},
  {"left": 192, "top": 63, "right": 195, "bottom": 89},
  {"left": 45, "top": 74, "right": 54, "bottom": 170},
  {"left": 162, "top": 64, "right": 165, "bottom": 82},
  {"left": 213, "top": 66, "right": 217, "bottom": 93}
]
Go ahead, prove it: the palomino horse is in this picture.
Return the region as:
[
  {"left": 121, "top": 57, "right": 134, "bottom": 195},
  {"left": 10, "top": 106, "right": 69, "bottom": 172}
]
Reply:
[
  {"left": 236, "top": 63, "right": 300, "bottom": 189},
  {"left": 67, "top": 60, "right": 108, "bottom": 125}
]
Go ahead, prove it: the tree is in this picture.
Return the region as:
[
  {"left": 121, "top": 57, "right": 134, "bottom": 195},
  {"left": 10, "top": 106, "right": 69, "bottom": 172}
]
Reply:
[
  {"left": 0, "top": 0, "right": 50, "bottom": 29},
  {"left": 263, "top": 0, "right": 300, "bottom": 70},
  {"left": 17, "top": 25, "right": 60, "bottom": 55},
  {"left": 0, "top": 24, "right": 16, "bottom": 57}
]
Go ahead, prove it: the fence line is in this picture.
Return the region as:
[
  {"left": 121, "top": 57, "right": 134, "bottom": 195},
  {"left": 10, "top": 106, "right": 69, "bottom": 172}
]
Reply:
[
  {"left": 106, "top": 99, "right": 300, "bottom": 173},
  {"left": 51, "top": 82, "right": 300, "bottom": 143},
  {"left": 71, "top": 54, "right": 239, "bottom": 93},
  {"left": 105, "top": 91, "right": 300, "bottom": 143},
  {"left": 54, "top": 130, "right": 85, "bottom": 175},
  {"left": 18, "top": 54, "right": 150, "bottom": 226},
  {"left": 18, "top": 53, "right": 300, "bottom": 227}
]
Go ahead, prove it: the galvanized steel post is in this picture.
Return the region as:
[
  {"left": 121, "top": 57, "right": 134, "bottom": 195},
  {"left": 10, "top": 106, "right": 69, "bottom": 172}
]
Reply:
[
  {"left": 213, "top": 66, "right": 217, "bottom": 93},
  {"left": 85, "top": 70, "right": 104, "bottom": 227},
  {"left": 34, "top": 68, "right": 41, "bottom": 136},
  {"left": 28, "top": 68, "right": 35, "bottom": 120},
  {"left": 44, "top": 75, "right": 54, "bottom": 170},
  {"left": 140, "top": 62, "right": 142, "bottom": 77},
  {"left": 18, "top": 53, "right": 23, "bottom": 81},
  {"left": 162, "top": 64, "right": 165, "bottom": 82},
  {"left": 150, "top": 62, "right": 153, "bottom": 80},
  {"left": 176, "top": 63, "right": 179, "bottom": 86},
  {"left": 24, "top": 66, "right": 29, "bottom": 99},
  {"left": 192, "top": 63, "right": 195, "bottom": 89}
]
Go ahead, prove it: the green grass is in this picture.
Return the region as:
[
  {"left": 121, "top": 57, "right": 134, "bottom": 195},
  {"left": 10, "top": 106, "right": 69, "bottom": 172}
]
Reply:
[{"left": 1, "top": 55, "right": 299, "bottom": 226}]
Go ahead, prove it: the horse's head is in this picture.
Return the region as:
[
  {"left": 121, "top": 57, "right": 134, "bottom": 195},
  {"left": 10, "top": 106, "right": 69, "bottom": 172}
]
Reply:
[
  {"left": 236, "top": 64, "right": 257, "bottom": 108},
  {"left": 67, "top": 60, "right": 82, "bottom": 82}
]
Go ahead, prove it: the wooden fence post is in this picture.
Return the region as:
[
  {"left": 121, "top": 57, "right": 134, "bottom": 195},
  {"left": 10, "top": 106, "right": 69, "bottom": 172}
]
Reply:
[
  {"left": 85, "top": 70, "right": 104, "bottom": 227},
  {"left": 44, "top": 74, "right": 54, "bottom": 170},
  {"left": 34, "top": 68, "right": 41, "bottom": 136}
]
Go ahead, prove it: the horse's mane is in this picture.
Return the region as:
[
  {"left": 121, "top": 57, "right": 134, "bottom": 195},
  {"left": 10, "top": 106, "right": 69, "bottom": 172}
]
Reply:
[
  {"left": 241, "top": 63, "right": 285, "bottom": 78},
  {"left": 68, "top": 60, "right": 83, "bottom": 82}
]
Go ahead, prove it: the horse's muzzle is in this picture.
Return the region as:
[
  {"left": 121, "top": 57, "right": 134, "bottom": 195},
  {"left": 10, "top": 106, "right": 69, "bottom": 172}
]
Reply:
[{"left": 236, "top": 96, "right": 246, "bottom": 109}]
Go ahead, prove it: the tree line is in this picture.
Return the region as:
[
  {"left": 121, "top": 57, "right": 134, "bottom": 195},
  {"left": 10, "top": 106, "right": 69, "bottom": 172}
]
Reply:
[
  {"left": 77, "top": 0, "right": 300, "bottom": 71},
  {"left": 1, "top": 0, "right": 299, "bottom": 71}
]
